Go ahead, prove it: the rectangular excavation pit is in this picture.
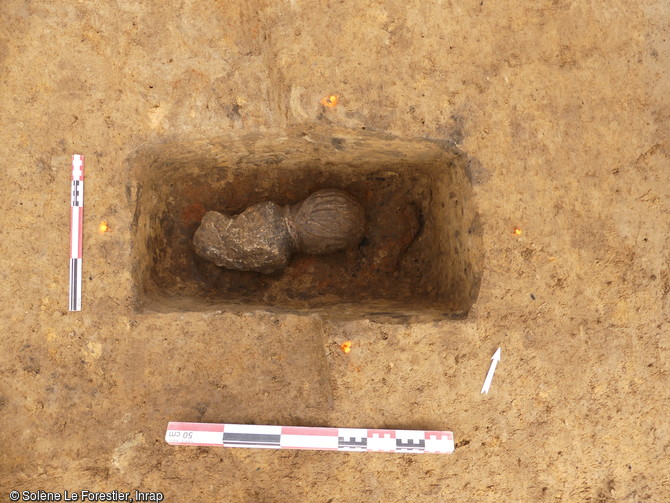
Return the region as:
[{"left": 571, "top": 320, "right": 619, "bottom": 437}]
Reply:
[{"left": 130, "top": 125, "right": 483, "bottom": 320}]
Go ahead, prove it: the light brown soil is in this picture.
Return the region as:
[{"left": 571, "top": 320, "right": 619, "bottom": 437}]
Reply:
[{"left": 1, "top": 1, "right": 669, "bottom": 501}]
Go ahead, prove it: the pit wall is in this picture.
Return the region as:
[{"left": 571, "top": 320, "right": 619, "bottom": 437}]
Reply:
[{"left": 129, "top": 125, "right": 483, "bottom": 321}]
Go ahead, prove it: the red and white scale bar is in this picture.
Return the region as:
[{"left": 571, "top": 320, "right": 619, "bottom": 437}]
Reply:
[
  {"left": 69, "top": 154, "right": 84, "bottom": 311},
  {"left": 166, "top": 422, "right": 454, "bottom": 454}
]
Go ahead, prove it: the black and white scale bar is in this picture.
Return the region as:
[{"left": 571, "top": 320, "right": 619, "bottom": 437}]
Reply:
[
  {"left": 166, "top": 422, "right": 454, "bottom": 453},
  {"left": 69, "top": 258, "right": 82, "bottom": 311},
  {"left": 69, "top": 154, "right": 84, "bottom": 311},
  {"left": 222, "top": 432, "right": 282, "bottom": 447}
]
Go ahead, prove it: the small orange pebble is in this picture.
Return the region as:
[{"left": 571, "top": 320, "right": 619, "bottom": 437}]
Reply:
[
  {"left": 98, "top": 221, "right": 110, "bottom": 234},
  {"left": 513, "top": 227, "right": 522, "bottom": 236},
  {"left": 340, "top": 340, "right": 352, "bottom": 353},
  {"left": 321, "top": 94, "right": 339, "bottom": 108}
]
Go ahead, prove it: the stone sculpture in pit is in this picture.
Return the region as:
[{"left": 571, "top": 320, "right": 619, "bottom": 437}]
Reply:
[{"left": 193, "top": 189, "right": 365, "bottom": 274}]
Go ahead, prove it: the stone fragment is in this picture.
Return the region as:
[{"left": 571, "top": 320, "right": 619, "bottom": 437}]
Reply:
[{"left": 193, "top": 201, "right": 293, "bottom": 274}]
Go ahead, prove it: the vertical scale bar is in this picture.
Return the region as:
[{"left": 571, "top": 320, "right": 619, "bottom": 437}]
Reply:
[{"left": 69, "top": 154, "right": 84, "bottom": 311}]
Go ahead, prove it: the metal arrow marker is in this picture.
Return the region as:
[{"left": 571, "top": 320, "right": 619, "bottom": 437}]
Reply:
[{"left": 481, "top": 347, "right": 501, "bottom": 394}]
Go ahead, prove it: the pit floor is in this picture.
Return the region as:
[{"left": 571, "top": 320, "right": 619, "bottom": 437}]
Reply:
[{"left": 1, "top": 1, "right": 669, "bottom": 501}]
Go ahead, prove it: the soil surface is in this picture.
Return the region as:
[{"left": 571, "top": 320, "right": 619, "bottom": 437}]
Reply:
[{"left": 1, "top": 1, "right": 669, "bottom": 501}]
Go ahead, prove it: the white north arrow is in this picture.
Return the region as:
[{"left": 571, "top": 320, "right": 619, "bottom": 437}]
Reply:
[{"left": 481, "top": 347, "right": 501, "bottom": 394}]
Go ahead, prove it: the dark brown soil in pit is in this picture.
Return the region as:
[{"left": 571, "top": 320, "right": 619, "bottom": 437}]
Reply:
[
  {"left": 164, "top": 169, "right": 425, "bottom": 305},
  {"left": 131, "top": 126, "right": 483, "bottom": 319}
]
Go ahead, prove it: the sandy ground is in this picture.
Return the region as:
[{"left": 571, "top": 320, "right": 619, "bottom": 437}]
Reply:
[{"left": 1, "top": 0, "right": 669, "bottom": 501}]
